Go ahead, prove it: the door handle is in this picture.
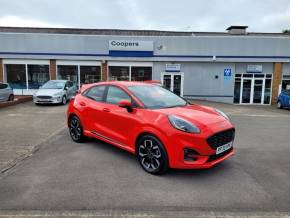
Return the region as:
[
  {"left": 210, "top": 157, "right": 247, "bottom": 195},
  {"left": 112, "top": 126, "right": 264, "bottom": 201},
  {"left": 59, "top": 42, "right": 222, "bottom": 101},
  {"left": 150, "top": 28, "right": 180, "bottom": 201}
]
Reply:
[
  {"left": 103, "top": 108, "right": 110, "bottom": 112},
  {"left": 79, "top": 101, "right": 86, "bottom": 106}
]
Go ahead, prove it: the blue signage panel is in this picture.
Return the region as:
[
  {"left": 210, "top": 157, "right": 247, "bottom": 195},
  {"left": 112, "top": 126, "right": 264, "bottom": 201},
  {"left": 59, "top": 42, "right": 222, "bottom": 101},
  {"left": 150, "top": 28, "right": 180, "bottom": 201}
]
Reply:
[{"left": 224, "top": 69, "right": 232, "bottom": 81}]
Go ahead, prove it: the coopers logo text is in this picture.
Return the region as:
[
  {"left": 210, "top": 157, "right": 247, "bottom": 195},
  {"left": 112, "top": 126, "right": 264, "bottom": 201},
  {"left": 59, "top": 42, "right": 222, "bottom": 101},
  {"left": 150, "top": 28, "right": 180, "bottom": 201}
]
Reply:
[
  {"left": 109, "top": 40, "right": 154, "bottom": 51},
  {"left": 110, "top": 41, "right": 139, "bottom": 47}
]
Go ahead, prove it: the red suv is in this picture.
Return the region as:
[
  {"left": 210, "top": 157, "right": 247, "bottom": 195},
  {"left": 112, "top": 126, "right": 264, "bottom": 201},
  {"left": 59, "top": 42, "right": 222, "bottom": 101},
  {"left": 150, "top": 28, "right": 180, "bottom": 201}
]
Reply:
[{"left": 67, "top": 81, "right": 235, "bottom": 174}]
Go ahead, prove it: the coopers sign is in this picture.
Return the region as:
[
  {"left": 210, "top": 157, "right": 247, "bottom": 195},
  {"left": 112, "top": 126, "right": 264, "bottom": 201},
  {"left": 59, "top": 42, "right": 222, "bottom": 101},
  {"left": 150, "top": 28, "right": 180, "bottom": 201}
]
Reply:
[{"left": 109, "top": 40, "right": 153, "bottom": 51}]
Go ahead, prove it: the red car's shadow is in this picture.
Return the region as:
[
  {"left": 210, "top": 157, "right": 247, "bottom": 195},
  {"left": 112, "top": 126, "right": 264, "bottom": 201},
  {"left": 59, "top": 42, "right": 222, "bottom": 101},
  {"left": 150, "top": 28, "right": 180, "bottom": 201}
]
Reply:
[{"left": 85, "top": 136, "right": 232, "bottom": 177}]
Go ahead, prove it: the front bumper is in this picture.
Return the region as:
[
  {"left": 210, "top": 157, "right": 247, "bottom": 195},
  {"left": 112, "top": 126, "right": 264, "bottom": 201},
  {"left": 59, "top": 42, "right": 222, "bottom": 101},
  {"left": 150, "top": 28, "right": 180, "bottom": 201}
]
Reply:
[
  {"left": 165, "top": 120, "right": 235, "bottom": 169},
  {"left": 33, "top": 96, "right": 62, "bottom": 104}
]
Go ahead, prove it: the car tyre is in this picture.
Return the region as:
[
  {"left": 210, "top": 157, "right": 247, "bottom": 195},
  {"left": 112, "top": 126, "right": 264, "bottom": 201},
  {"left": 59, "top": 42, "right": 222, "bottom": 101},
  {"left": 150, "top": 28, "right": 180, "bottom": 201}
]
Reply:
[
  {"left": 8, "top": 94, "right": 14, "bottom": 101},
  {"left": 136, "top": 135, "right": 169, "bottom": 175},
  {"left": 277, "top": 101, "right": 283, "bottom": 109},
  {"left": 68, "top": 115, "right": 85, "bottom": 143},
  {"left": 62, "top": 96, "right": 67, "bottom": 105}
]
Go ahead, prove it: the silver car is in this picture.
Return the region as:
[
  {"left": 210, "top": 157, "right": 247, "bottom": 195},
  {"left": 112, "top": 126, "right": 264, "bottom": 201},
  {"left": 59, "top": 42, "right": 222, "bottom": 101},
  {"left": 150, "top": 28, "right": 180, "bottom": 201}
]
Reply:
[
  {"left": 33, "top": 80, "right": 77, "bottom": 105},
  {"left": 0, "top": 83, "right": 14, "bottom": 102}
]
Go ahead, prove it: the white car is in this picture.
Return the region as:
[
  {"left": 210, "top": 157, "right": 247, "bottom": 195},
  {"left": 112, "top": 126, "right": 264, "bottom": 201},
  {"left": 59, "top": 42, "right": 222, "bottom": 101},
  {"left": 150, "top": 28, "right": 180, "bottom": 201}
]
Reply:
[{"left": 33, "top": 80, "right": 77, "bottom": 105}]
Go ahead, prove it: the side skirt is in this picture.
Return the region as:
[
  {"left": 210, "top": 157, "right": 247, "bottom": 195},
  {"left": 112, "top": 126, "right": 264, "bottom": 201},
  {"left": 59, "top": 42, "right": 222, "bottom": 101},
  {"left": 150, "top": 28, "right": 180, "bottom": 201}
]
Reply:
[{"left": 84, "top": 130, "right": 135, "bottom": 154}]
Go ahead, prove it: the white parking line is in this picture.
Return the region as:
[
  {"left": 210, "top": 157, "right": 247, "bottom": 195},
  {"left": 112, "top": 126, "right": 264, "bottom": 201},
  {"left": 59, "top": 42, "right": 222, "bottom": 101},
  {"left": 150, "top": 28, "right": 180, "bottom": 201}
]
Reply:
[{"left": 229, "top": 113, "right": 290, "bottom": 118}]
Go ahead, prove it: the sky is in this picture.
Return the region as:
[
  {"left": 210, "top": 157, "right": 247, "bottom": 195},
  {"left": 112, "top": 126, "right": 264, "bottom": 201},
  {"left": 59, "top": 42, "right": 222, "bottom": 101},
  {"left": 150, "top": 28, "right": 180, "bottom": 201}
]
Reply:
[{"left": 0, "top": 0, "right": 289, "bottom": 33}]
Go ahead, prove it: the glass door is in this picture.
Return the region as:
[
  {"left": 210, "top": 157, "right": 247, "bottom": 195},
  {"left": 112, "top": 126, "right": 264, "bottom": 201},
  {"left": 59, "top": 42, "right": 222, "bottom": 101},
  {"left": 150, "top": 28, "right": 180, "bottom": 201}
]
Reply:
[
  {"left": 253, "top": 79, "right": 263, "bottom": 104},
  {"left": 173, "top": 75, "right": 182, "bottom": 96},
  {"left": 241, "top": 79, "right": 252, "bottom": 104},
  {"left": 235, "top": 74, "right": 272, "bottom": 105},
  {"left": 163, "top": 75, "right": 171, "bottom": 91},
  {"left": 161, "top": 73, "right": 184, "bottom": 96}
]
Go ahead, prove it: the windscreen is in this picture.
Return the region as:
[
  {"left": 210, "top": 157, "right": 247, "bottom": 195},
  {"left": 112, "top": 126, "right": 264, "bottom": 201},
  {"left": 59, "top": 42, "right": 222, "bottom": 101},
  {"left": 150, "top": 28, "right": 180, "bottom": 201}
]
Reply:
[
  {"left": 128, "top": 85, "right": 187, "bottom": 109},
  {"left": 41, "top": 81, "right": 66, "bottom": 89}
]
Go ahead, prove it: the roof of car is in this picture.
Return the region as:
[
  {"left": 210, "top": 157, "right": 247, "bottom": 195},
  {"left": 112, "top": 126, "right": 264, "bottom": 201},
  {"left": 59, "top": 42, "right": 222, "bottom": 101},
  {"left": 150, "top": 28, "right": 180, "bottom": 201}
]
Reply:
[
  {"left": 80, "top": 81, "right": 153, "bottom": 92},
  {"left": 49, "top": 80, "right": 68, "bottom": 82},
  {"left": 91, "top": 81, "right": 152, "bottom": 86}
]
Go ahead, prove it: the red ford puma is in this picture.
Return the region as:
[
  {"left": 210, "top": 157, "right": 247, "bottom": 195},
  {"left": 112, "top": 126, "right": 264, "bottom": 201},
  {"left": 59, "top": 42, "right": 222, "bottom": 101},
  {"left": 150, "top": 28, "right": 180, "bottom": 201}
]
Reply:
[{"left": 67, "top": 81, "right": 235, "bottom": 174}]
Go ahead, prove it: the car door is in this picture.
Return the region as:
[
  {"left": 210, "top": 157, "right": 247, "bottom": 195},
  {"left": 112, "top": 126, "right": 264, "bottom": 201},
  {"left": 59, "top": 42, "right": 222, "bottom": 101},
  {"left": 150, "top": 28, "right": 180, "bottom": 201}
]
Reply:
[
  {"left": 80, "top": 85, "right": 107, "bottom": 132},
  {"left": 99, "top": 85, "right": 140, "bottom": 147},
  {"left": 65, "top": 81, "right": 74, "bottom": 99}
]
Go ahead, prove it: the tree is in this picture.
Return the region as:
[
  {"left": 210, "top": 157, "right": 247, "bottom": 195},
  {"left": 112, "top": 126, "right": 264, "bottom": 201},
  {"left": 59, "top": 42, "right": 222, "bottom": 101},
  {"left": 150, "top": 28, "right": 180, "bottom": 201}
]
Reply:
[{"left": 282, "top": 29, "right": 290, "bottom": 33}]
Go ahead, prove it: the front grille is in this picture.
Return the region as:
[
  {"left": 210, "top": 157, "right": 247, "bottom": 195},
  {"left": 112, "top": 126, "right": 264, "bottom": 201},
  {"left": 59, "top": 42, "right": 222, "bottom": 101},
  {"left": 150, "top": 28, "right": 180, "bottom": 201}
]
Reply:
[
  {"left": 37, "top": 96, "right": 52, "bottom": 99},
  {"left": 207, "top": 147, "right": 233, "bottom": 162},
  {"left": 207, "top": 128, "right": 235, "bottom": 150}
]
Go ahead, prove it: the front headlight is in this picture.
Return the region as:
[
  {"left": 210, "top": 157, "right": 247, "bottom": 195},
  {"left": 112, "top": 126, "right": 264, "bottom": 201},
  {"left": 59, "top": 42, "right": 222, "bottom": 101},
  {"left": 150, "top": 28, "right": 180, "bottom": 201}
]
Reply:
[
  {"left": 215, "top": 109, "right": 229, "bottom": 120},
  {"left": 168, "top": 115, "right": 200, "bottom": 133}
]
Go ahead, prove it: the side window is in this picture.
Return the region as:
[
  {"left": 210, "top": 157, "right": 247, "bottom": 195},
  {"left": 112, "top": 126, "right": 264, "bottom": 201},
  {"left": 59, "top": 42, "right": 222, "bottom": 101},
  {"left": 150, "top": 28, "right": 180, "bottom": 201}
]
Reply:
[
  {"left": 106, "top": 86, "right": 131, "bottom": 105},
  {"left": 0, "top": 84, "right": 8, "bottom": 89},
  {"left": 84, "top": 85, "right": 106, "bottom": 102}
]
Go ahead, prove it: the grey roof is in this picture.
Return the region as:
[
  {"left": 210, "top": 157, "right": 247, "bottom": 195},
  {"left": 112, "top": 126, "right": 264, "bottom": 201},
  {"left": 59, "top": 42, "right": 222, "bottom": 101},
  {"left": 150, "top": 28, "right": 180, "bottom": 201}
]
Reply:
[{"left": 0, "top": 26, "right": 289, "bottom": 37}]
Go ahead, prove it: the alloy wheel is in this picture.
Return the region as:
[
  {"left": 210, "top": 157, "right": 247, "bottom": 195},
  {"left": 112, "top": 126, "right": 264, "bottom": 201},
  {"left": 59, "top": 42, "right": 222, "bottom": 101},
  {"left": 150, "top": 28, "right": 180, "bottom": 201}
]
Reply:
[
  {"left": 138, "top": 139, "right": 162, "bottom": 171},
  {"left": 69, "top": 117, "right": 82, "bottom": 141},
  {"left": 62, "top": 96, "right": 67, "bottom": 105}
]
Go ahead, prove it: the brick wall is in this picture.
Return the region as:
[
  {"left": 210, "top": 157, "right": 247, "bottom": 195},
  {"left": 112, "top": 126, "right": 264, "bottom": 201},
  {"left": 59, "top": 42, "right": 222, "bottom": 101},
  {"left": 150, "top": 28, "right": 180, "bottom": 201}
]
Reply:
[
  {"left": 271, "top": 62, "right": 283, "bottom": 105},
  {"left": 49, "top": 59, "right": 56, "bottom": 80},
  {"left": 0, "top": 59, "right": 3, "bottom": 83},
  {"left": 101, "top": 61, "right": 108, "bottom": 81}
]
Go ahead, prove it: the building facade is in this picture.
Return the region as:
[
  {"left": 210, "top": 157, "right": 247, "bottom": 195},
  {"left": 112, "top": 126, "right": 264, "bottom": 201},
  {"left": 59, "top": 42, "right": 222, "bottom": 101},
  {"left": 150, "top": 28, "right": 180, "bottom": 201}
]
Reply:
[{"left": 0, "top": 26, "right": 290, "bottom": 105}]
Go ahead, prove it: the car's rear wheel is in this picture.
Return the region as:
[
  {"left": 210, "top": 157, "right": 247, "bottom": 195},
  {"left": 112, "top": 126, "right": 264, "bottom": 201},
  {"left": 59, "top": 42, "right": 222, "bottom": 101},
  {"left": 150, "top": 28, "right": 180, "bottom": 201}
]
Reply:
[
  {"left": 69, "top": 115, "right": 85, "bottom": 143},
  {"left": 8, "top": 94, "right": 14, "bottom": 101},
  {"left": 136, "top": 135, "right": 168, "bottom": 175},
  {"left": 277, "top": 101, "right": 283, "bottom": 109},
  {"left": 62, "top": 96, "right": 67, "bottom": 105}
]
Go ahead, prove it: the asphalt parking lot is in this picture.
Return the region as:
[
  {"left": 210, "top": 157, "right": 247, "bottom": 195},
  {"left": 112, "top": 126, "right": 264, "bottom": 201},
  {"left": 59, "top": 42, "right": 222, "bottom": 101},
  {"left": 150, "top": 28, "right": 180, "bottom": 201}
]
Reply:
[{"left": 0, "top": 101, "right": 290, "bottom": 217}]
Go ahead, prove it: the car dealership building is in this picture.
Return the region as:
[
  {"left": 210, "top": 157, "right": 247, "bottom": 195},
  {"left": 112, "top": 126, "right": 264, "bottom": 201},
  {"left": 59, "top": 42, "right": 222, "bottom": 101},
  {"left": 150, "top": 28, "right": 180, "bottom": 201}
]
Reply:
[{"left": 0, "top": 26, "right": 290, "bottom": 105}]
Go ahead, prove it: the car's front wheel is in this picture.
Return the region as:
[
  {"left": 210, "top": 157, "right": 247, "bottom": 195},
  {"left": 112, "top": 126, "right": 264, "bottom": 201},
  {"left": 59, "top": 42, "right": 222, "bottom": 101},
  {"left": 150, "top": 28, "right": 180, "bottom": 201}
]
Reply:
[
  {"left": 8, "top": 94, "right": 14, "bottom": 101},
  {"left": 277, "top": 101, "right": 283, "bottom": 109},
  {"left": 136, "top": 135, "right": 168, "bottom": 175},
  {"left": 62, "top": 96, "right": 67, "bottom": 105},
  {"left": 68, "top": 115, "right": 85, "bottom": 143}
]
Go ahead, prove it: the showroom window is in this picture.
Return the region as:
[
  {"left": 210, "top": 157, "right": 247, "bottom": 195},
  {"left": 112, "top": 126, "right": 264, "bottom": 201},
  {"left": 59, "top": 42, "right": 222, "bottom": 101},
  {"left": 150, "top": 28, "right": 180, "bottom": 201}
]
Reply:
[
  {"left": 57, "top": 65, "right": 78, "bottom": 85},
  {"left": 80, "top": 66, "right": 101, "bottom": 84},
  {"left": 282, "top": 75, "right": 290, "bottom": 90},
  {"left": 27, "top": 65, "right": 49, "bottom": 89},
  {"left": 233, "top": 73, "right": 272, "bottom": 104},
  {"left": 108, "top": 65, "right": 152, "bottom": 81},
  {"left": 131, "top": 67, "right": 152, "bottom": 81},
  {"left": 109, "top": 66, "right": 130, "bottom": 81},
  {"left": 5, "top": 64, "right": 27, "bottom": 89}
]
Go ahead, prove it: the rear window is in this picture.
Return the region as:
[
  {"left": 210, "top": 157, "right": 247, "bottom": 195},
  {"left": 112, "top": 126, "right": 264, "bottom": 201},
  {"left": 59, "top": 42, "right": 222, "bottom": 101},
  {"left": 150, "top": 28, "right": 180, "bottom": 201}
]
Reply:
[{"left": 84, "top": 85, "right": 106, "bottom": 102}]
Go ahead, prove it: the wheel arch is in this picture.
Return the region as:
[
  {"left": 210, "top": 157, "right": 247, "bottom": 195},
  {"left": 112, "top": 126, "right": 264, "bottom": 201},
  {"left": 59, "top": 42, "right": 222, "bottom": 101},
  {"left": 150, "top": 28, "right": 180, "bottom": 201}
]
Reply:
[
  {"left": 67, "top": 113, "right": 80, "bottom": 126},
  {"left": 134, "top": 130, "right": 169, "bottom": 155}
]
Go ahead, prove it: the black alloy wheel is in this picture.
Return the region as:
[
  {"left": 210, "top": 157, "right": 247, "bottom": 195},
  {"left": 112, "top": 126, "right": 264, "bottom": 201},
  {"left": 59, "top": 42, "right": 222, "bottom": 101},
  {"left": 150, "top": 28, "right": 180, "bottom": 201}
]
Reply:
[
  {"left": 69, "top": 116, "right": 85, "bottom": 143},
  {"left": 136, "top": 135, "right": 168, "bottom": 175}
]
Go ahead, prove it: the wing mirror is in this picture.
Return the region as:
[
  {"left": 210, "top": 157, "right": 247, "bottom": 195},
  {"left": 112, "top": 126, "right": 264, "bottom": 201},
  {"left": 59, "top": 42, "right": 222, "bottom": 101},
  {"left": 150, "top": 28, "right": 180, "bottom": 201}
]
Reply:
[{"left": 118, "top": 100, "right": 133, "bottom": 112}]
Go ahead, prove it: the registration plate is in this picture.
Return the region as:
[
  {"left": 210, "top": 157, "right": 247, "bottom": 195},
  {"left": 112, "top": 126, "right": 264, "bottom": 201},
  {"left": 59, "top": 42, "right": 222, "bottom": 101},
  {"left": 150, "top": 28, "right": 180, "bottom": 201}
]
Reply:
[{"left": 216, "top": 141, "right": 233, "bottom": 155}]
